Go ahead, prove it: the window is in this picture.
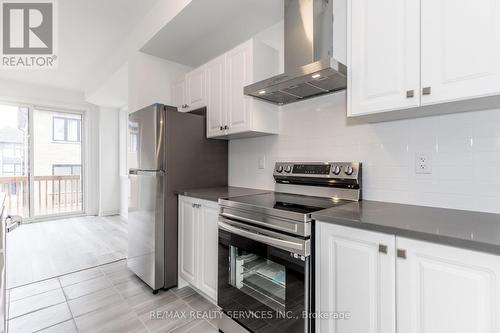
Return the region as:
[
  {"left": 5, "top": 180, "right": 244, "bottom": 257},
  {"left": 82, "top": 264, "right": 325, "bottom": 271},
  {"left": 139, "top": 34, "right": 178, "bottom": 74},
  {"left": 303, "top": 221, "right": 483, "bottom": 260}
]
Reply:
[
  {"left": 53, "top": 117, "right": 81, "bottom": 142},
  {"left": 129, "top": 133, "right": 138, "bottom": 153},
  {"left": 52, "top": 164, "right": 81, "bottom": 176},
  {"left": 1, "top": 163, "right": 23, "bottom": 176},
  {"left": 128, "top": 123, "right": 139, "bottom": 153}
]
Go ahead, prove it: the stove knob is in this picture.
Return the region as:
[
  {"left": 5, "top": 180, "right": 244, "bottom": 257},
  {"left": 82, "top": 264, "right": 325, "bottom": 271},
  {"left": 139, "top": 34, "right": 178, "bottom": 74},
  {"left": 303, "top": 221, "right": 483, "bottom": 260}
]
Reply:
[
  {"left": 332, "top": 165, "right": 341, "bottom": 175},
  {"left": 345, "top": 166, "right": 354, "bottom": 176},
  {"left": 276, "top": 165, "right": 283, "bottom": 173},
  {"left": 285, "top": 165, "right": 292, "bottom": 173}
]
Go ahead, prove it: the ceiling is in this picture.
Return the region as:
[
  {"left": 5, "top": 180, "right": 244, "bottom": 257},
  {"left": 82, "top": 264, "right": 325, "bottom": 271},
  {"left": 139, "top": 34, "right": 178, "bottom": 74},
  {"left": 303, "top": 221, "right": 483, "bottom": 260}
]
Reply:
[
  {"left": 85, "top": 65, "right": 128, "bottom": 108},
  {"left": 0, "top": 0, "right": 160, "bottom": 92},
  {"left": 141, "top": 0, "right": 284, "bottom": 67}
]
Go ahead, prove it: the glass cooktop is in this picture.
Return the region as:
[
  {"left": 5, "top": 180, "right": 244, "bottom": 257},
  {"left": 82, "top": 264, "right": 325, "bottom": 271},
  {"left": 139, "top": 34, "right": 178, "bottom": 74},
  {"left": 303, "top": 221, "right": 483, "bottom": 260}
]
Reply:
[{"left": 226, "top": 192, "right": 351, "bottom": 215}]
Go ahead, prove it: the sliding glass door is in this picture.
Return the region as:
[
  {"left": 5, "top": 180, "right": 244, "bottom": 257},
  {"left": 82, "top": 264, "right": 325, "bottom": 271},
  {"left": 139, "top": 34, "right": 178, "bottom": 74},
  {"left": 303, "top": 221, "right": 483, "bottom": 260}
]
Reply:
[
  {"left": 32, "top": 109, "right": 84, "bottom": 216},
  {"left": 0, "top": 104, "right": 30, "bottom": 217},
  {"left": 0, "top": 104, "right": 84, "bottom": 219}
]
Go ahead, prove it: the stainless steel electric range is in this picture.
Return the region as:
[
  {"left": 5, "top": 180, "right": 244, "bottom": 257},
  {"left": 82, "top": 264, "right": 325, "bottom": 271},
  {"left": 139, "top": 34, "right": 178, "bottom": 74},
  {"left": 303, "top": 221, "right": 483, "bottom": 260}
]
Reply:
[{"left": 217, "top": 162, "right": 362, "bottom": 333}]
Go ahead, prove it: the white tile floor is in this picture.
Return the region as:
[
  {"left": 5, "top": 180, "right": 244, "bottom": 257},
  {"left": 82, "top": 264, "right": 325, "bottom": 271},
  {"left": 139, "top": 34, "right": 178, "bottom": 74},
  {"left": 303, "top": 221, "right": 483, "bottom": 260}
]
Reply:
[
  {"left": 7, "top": 216, "right": 127, "bottom": 288},
  {"left": 7, "top": 260, "right": 219, "bottom": 333}
]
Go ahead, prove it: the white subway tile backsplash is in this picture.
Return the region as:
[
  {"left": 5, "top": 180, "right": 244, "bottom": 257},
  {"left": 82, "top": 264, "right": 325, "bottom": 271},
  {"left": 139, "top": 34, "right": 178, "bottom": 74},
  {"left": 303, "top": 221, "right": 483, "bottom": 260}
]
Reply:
[{"left": 228, "top": 92, "right": 500, "bottom": 213}]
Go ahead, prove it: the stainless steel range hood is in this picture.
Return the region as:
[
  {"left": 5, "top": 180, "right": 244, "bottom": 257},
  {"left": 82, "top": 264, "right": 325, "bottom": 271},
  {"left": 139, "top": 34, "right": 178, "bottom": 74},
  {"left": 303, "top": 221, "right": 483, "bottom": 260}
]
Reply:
[{"left": 244, "top": 0, "right": 347, "bottom": 105}]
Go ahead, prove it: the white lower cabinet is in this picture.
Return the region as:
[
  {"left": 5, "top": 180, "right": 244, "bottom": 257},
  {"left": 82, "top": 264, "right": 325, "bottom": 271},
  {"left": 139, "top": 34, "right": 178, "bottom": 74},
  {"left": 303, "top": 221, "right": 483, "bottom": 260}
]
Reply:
[
  {"left": 316, "top": 222, "right": 500, "bottom": 333},
  {"left": 178, "top": 195, "right": 218, "bottom": 303},
  {"left": 397, "top": 237, "right": 500, "bottom": 333},
  {"left": 197, "top": 202, "right": 219, "bottom": 301},
  {"left": 316, "top": 223, "right": 396, "bottom": 333},
  {"left": 179, "top": 196, "right": 198, "bottom": 286}
]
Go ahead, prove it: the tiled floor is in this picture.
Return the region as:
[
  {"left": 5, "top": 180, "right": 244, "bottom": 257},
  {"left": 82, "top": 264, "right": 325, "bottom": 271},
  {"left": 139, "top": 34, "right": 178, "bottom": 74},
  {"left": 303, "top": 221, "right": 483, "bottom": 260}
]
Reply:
[
  {"left": 7, "top": 216, "right": 127, "bottom": 288},
  {"left": 7, "top": 260, "right": 219, "bottom": 333}
]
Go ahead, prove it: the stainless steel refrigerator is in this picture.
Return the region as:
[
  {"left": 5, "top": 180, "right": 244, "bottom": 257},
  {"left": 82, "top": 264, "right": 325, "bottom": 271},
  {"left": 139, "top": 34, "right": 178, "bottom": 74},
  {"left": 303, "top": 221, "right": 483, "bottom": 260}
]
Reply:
[{"left": 127, "top": 104, "right": 227, "bottom": 292}]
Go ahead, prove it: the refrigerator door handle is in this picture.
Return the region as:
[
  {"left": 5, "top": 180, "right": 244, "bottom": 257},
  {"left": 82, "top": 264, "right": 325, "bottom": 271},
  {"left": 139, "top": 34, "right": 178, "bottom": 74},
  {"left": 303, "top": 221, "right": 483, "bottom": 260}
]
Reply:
[{"left": 129, "top": 169, "right": 164, "bottom": 176}]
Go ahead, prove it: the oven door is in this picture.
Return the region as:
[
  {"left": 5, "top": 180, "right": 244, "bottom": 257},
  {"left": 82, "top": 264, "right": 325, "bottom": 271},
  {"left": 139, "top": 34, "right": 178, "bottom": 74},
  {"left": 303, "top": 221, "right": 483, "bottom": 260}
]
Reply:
[{"left": 218, "top": 217, "right": 311, "bottom": 333}]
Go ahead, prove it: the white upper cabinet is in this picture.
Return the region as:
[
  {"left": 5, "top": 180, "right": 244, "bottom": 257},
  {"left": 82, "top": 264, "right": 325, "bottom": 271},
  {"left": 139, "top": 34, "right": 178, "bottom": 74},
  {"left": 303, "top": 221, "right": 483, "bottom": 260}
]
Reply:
[
  {"left": 316, "top": 222, "right": 396, "bottom": 333},
  {"left": 210, "top": 38, "right": 280, "bottom": 139},
  {"left": 348, "top": 0, "right": 420, "bottom": 116},
  {"left": 226, "top": 42, "right": 251, "bottom": 134},
  {"left": 206, "top": 54, "right": 227, "bottom": 138},
  {"left": 348, "top": 0, "right": 500, "bottom": 119},
  {"left": 174, "top": 38, "right": 280, "bottom": 139},
  {"left": 421, "top": 0, "right": 500, "bottom": 105},
  {"left": 185, "top": 65, "right": 207, "bottom": 112},
  {"left": 172, "top": 77, "right": 186, "bottom": 111},
  {"left": 397, "top": 237, "right": 500, "bottom": 333}
]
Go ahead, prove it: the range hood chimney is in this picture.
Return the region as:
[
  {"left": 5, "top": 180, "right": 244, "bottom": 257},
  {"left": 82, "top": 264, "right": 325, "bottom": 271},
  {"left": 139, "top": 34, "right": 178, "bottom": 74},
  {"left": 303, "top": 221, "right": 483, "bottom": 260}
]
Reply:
[{"left": 244, "top": 0, "right": 347, "bottom": 105}]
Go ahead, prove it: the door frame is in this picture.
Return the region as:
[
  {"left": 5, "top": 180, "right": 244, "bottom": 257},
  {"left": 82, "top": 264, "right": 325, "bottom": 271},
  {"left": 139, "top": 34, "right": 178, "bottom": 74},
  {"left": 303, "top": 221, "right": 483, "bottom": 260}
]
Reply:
[{"left": 0, "top": 99, "right": 89, "bottom": 222}]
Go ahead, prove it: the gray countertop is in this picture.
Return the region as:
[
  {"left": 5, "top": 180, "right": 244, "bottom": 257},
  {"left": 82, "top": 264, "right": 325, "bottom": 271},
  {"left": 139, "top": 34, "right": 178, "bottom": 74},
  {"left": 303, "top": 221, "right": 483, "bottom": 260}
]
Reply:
[
  {"left": 175, "top": 186, "right": 271, "bottom": 202},
  {"left": 312, "top": 200, "right": 500, "bottom": 255}
]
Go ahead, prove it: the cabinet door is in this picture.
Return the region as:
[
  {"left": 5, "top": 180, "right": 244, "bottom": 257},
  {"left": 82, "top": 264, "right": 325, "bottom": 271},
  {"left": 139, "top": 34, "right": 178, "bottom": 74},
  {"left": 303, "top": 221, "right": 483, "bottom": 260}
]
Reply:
[
  {"left": 348, "top": 0, "right": 420, "bottom": 116},
  {"left": 172, "top": 78, "right": 186, "bottom": 111},
  {"left": 178, "top": 196, "right": 199, "bottom": 286},
  {"left": 198, "top": 201, "right": 219, "bottom": 302},
  {"left": 185, "top": 66, "right": 206, "bottom": 112},
  {"left": 397, "top": 237, "right": 500, "bottom": 333},
  {"left": 206, "top": 55, "right": 227, "bottom": 138},
  {"left": 226, "top": 42, "right": 251, "bottom": 134},
  {"left": 421, "top": 0, "right": 500, "bottom": 105},
  {"left": 316, "top": 223, "right": 396, "bottom": 333}
]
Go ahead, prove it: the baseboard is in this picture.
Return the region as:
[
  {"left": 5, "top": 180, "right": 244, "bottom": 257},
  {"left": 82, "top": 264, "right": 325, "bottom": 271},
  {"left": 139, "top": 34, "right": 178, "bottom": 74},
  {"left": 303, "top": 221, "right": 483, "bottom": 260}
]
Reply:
[{"left": 99, "top": 210, "right": 120, "bottom": 217}]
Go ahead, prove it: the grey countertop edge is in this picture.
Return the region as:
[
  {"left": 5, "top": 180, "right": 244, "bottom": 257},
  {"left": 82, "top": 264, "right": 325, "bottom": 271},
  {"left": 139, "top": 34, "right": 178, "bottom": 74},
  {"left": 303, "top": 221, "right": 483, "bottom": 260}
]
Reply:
[
  {"left": 177, "top": 188, "right": 500, "bottom": 256},
  {"left": 175, "top": 187, "right": 271, "bottom": 202},
  {"left": 175, "top": 191, "right": 220, "bottom": 202},
  {"left": 312, "top": 215, "right": 500, "bottom": 256}
]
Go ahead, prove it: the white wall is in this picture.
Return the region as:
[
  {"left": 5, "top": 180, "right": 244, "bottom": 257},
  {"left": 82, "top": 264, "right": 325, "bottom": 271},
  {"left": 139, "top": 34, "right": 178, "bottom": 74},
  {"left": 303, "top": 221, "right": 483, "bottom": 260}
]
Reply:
[
  {"left": 119, "top": 107, "right": 129, "bottom": 218},
  {"left": 98, "top": 107, "right": 120, "bottom": 216},
  {"left": 128, "top": 51, "right": 192, "bottom": 112},
  {"left": 229, "top": 92, "right": 500, "bottom": 214},
  {"left": 85, "top": 0, "right": 193, "bottom": 97},
  {"left": 86, "top": 108, "right": 99, "bottom": 215}
]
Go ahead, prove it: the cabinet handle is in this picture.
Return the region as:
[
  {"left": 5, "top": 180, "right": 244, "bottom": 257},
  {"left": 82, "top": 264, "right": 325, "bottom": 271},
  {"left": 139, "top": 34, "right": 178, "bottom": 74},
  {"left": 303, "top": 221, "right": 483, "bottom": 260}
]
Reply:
[
  {"left": 224, "top": 125, "right": 229, "bottom": 130},
  {"left": 397, "top": 248, "right": 407, "bottom": 259},
  {"left": 422, "top": 87, "right": 431, "bottom": 95},
  {"left": 220, "top": 126, "right": 224, "bottom": 131},
  {"left": 378, "top": 244, "right": 388, "bottom": 254},
  {"left": 406, "top": 90, "right": 414, "bottom": 98}
]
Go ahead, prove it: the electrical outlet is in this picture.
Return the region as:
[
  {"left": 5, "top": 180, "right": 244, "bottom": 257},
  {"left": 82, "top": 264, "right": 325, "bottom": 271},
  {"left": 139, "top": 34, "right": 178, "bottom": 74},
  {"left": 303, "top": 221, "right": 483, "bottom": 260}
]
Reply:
[
  {"left": 258, "top": 156, "right": 266, "bottom": 169},
  {"left": 415, "top": 152, "right": 432, "bottom": 174}
]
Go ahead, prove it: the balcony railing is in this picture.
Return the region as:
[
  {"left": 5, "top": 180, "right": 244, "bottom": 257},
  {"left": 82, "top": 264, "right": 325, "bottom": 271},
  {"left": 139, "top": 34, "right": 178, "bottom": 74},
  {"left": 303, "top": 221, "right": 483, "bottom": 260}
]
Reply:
[{"left": 0, "top": 175, "right": 82, "bottom": 217}]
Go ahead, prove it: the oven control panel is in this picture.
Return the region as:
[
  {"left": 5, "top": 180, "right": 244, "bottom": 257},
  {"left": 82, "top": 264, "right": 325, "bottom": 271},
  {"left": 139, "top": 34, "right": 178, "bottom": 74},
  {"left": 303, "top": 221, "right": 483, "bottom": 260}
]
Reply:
[{"left": 273, "top": 162, "right": 362, "bottom": 181}]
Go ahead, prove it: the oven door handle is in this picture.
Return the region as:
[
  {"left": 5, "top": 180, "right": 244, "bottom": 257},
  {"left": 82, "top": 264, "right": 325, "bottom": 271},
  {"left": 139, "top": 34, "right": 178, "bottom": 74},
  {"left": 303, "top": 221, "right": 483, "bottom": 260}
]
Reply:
[
  {"left": 218, "top": 219, "right": 310, "bottom": 256},
  {"left": 220, "top": 212, "right": 297, "bottom": 233}
]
